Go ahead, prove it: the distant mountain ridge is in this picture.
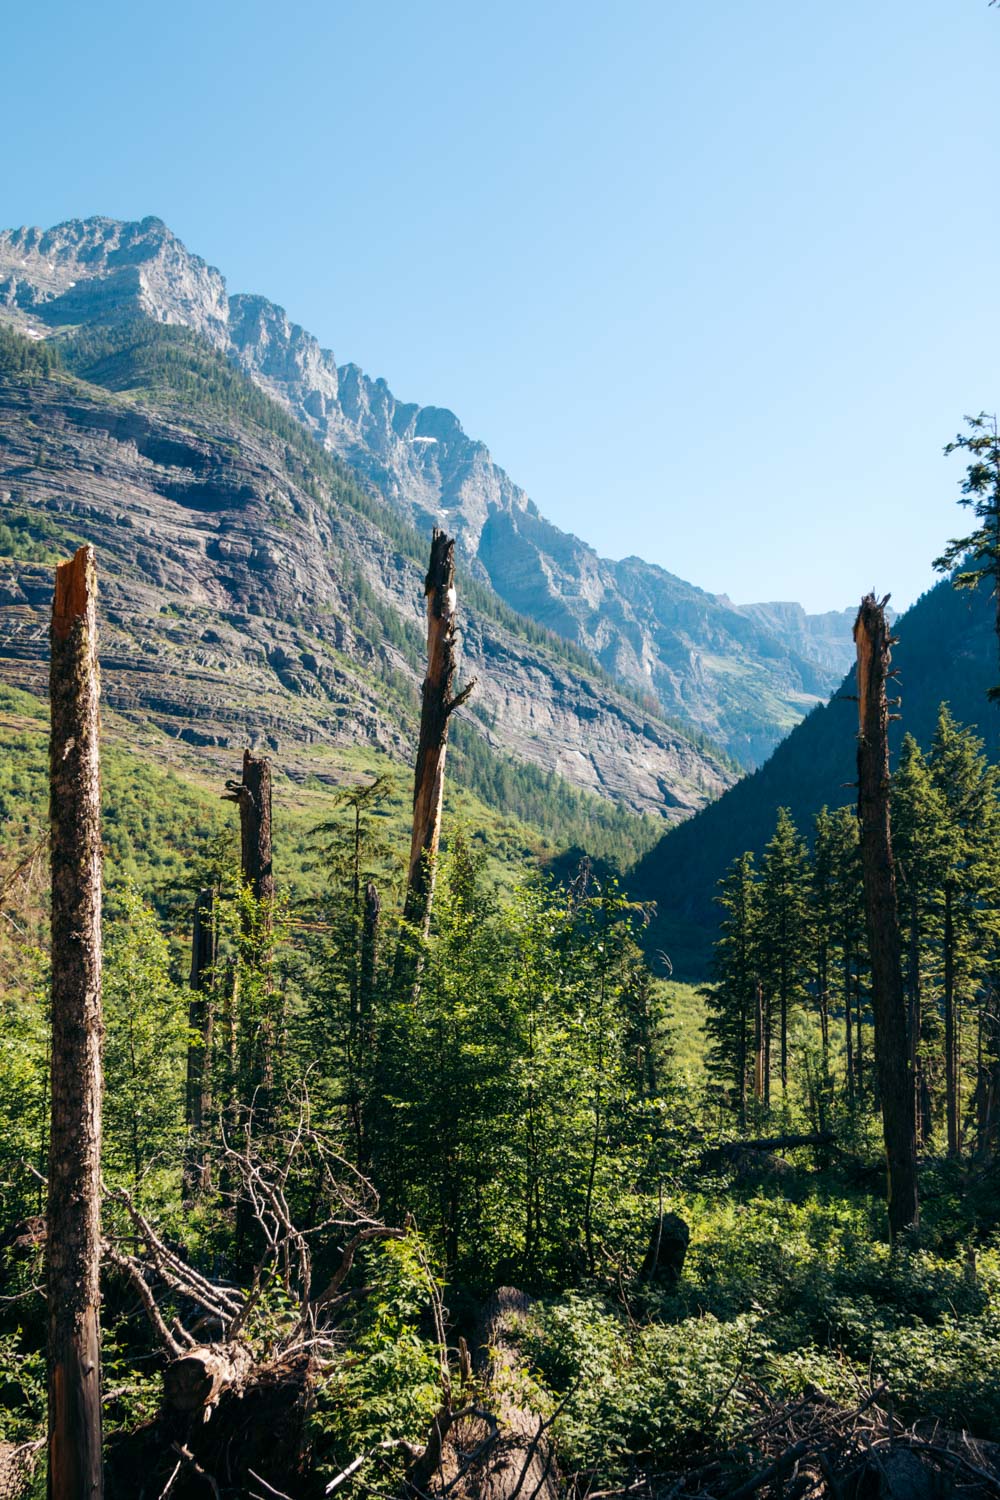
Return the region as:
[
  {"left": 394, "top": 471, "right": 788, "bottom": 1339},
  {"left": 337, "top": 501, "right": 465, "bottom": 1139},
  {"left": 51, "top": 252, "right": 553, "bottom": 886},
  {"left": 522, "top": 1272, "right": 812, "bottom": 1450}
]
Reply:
[{"left": 0, "top": 215, "right": 852, "bottom": 765}]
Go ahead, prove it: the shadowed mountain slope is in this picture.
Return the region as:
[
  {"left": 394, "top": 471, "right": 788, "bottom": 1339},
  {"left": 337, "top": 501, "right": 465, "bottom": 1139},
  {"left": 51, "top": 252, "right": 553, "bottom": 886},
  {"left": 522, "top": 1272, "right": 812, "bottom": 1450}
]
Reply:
[{"left": 630, "top": 576, "right": 1000, "bottom": 976}]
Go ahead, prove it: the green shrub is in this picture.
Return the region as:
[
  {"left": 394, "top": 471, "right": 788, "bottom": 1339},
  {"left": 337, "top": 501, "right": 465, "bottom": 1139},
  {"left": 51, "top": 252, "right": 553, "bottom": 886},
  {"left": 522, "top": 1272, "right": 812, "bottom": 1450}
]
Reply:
[{"left": 310, "top": 1236, "right": 444, "bottom": 1491}]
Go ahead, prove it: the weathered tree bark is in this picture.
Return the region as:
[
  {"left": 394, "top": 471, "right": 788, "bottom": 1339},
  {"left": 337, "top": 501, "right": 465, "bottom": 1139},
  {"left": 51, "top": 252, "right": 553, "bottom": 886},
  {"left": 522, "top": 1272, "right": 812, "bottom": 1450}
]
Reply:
[
  {"left": 753, "top": 979, "right": 765, "bottom": 1105},
  {"left": 47, "top": 545, "right": 104, "bottom": 1498},
  {"left": 183, "top": 887, "right": 216, "bottom": 1198},
  {"left": 225, "top": 750, "right": 274, "bottom": 909},
  {"left": 360, "top": 881, "right": 381, "bottom": 1041},
  {"left": 402, "top": 530, "right": 475, "bottom": 938},
  {"left": 465, "top": 1289, "right": 559, "bottom": 1500},
  {"left": 943, "top": 883, "right": 960, "bottom": 1157},
  {"left": 223, "top": 750, "right": 275, "bottom": 1116},
  {"left": 162, "top": 1342, "right": 253, "bottom": 1416},
  {"left": 853, "top": 594, "right": 918, "bottom": 1240}
]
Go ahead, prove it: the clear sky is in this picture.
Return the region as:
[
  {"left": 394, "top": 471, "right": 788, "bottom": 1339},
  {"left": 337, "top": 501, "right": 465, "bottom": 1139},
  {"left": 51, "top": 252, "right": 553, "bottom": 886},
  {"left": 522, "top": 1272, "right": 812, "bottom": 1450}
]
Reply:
[{"left": 4, "top": 0, "right": 998, "bottom": 612}]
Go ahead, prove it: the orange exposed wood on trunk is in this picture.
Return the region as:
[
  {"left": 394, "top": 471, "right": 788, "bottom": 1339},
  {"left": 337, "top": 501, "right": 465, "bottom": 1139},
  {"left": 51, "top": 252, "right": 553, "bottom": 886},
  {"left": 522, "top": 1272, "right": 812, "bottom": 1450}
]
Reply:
[
  {"left": 403, "top": 530, "right": 475, "bottom": 935},
  {"left": 47, "top": 544, "right": 104, "bottom": 1497},
  {"left": 52, "top": 546, "right": 96, "bottom": 641}
]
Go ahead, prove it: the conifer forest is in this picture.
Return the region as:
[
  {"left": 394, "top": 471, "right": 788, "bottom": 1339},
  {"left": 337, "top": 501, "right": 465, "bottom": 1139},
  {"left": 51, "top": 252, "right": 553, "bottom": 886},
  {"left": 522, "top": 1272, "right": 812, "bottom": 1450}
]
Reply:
[
  {"left": 1, "top": 407, "right": 1000, "bottom": 1496},
  {"left": 2, "top": 5, "right": 1000, "bottom": 1495}
]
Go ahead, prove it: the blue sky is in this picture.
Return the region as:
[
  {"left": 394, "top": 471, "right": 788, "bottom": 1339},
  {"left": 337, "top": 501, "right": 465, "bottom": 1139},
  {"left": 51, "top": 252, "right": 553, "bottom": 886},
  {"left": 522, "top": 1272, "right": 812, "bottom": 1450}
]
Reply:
[{"left": 4, "top": 0, "right": 998, "bottom": 612}]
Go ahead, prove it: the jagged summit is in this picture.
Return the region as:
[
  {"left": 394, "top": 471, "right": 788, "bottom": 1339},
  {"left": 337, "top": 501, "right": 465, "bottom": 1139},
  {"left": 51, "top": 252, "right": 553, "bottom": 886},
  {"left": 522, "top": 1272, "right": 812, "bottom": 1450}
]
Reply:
[
  {"left": 0, "top": 214, "right": 854, "bottom": 764},
  {"left": 0, "top": 214, "right": 229, "bottom": 345}
]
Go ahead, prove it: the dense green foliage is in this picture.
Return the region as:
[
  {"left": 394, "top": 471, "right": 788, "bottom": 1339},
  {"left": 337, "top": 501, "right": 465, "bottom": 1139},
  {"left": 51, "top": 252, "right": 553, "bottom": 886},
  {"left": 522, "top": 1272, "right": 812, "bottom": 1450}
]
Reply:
[
  {"left": 5, "top": 690, "right": 1000, "bottom": 1491},
  {"left": 3, "top": 332, "right": 1000, "bottom": 1492},
  {"left": 0, "top": 324, "right": 62, "bottom": 378},
  {"left": 935, "top": 412, "right": 1000, "bottom": 695},
  {"left": 703, "top": 706, "right": 1000, "bottom": 1161}
]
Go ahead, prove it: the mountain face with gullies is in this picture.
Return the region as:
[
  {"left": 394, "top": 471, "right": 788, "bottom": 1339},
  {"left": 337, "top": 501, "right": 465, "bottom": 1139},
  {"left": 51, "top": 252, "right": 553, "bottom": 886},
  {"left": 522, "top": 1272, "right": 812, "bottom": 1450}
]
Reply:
[
  {"left": 0, "top": 215, "right": 855, "bottom": 769},
  {"left": 0, "top": 279, "right": 734, "bottom": 831}
]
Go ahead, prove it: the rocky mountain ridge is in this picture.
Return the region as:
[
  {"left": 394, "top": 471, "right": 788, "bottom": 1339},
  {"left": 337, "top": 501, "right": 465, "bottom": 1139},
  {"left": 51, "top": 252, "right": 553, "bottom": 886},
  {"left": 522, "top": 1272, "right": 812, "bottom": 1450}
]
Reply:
[
  {"left": 0, "top": 215, "right": 852, "bottom": 765},
  {"left": 0, "top": 329, "right": 735, "bottom": 823}
]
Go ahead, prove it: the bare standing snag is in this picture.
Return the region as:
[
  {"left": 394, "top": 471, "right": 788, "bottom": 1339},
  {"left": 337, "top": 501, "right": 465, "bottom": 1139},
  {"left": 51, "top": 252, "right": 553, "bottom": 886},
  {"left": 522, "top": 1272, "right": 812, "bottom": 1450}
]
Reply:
[
  {"left": 853, "top": 592, "right": 918, "bottom": 1240},
  {"left": 403, "top": 529, "right": 475, "bottom": 935},
  {"left": 47, "top": 544, "right": 104, "bottom": 1498}
]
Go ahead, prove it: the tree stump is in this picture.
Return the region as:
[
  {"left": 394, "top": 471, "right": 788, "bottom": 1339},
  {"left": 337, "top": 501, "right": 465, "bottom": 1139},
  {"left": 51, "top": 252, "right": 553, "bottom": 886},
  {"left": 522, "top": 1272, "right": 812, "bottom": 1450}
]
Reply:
[{"left": 639, "top": 1212, "right": 690, "bottom": 1286}]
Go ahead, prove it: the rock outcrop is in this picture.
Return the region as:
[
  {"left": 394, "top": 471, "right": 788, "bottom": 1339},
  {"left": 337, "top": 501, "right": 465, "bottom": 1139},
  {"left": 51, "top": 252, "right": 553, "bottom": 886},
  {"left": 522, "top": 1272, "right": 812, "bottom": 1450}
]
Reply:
[
  {"left": 0, "top": 216, "right": 850, "bottom": 765},
  {"left": 0, "top": 372, "right": 734, "bottom": 819}
]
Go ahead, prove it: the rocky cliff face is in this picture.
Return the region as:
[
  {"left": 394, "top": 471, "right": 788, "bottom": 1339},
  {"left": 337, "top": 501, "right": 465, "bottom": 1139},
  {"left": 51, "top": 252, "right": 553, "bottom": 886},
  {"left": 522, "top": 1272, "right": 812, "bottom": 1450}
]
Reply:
[
  {"left": 0, "top": 216, "right": 849, "bottom": 766},
  {"left": 724, "top": 599, "right": 862, "bottom": 677},
  {"left": 0, "top": 369, "right": 734, "bottom": 819}
]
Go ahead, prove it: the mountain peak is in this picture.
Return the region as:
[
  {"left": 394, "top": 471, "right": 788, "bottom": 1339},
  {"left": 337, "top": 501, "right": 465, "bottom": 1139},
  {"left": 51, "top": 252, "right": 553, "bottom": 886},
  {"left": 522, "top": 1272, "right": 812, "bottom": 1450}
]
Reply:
[
  {"left": 0, "top": 214, "right": 228, "bottom": 345},
  {"left": 0, "top": 213, "right": 854, "bottom": 765}
]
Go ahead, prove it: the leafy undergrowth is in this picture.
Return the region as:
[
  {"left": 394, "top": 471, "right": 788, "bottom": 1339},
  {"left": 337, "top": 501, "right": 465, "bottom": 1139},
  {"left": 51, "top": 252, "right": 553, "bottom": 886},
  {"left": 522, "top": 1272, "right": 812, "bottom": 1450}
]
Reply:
[{"left": 510, "top": 1181, "right": 1000, "bottom": 1489}]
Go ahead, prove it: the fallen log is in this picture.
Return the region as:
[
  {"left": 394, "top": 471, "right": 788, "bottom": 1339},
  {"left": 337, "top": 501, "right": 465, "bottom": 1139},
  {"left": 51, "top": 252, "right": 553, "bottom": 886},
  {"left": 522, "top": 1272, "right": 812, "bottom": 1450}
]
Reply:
[
  {"left": 465, "top": 1288, "right": 559, "bottom": 1500},
  {"left": 162, "top": 1342, "right": 253, "bottom": 1417}
]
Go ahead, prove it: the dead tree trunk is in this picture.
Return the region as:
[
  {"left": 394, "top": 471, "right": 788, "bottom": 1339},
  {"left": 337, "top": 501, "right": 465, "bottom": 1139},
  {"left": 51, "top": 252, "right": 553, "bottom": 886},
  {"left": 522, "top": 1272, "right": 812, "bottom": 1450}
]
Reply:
[
  {"left": 183, "top": 887, "right": 216, "bottom": 1198},
  {"left": 47, "top": 545, "right": 104, "bottom": 1498},
  {"left": 223, "top": 751, "right": 277, "bottom": 1190},
  {"left": 402, "top": 530, "right": 475, "bottom": 938},
  {"left": 853, "top": 593, "right": 918, "bottom": 1240},
  {"left": 427, "top": 1288, "right": 559, "bottom": 1500},
  {"left": 225, "top": 749, "right": 274, "bottom": 909},
  {"left": 753, "top": 979, "right": 765, "bottom": 1106},
  {"left": 943, "top": 882, "right": 960, "bottom": 1157}
]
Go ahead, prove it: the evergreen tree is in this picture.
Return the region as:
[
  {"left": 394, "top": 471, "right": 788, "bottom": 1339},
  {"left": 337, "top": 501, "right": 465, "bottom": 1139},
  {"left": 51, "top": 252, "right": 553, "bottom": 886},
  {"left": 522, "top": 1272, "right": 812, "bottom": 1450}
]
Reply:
[
  {"left": 928, "top": 706, "right": 1000, "bottom": 1155},
  {"left": 892, "top": 735, "right": 950, "bottom": 1142},
  {"left": 758, "top": 809, "right": 810, "bottom": 1098},
  {"left": 704, "top": 852, "right": 759, "bottom": 1122},
  {"left": 828, "top": 806, "right": 866, "bottom": 1109},
  {"left": 935, "top": 413, "right": 1000, "bottom": 696},
  {"left": 810, "top": 809, "right": 837, "bottom": 1085},
  {"left": 307, "top": 774, "right": 399, "bottom": 1157}
]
